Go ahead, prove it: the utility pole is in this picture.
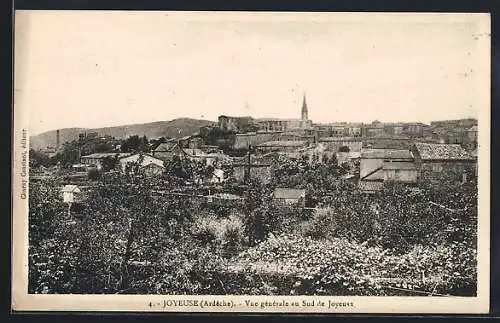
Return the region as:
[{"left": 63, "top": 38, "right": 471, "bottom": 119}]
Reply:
[
  {"left": 245, "top": 145, "right": 253, "bottom": 184},
  {"left": 77, "top": 133, "right": 85, "bottom": 165}
]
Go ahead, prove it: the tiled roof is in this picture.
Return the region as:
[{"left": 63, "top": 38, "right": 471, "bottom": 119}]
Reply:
[
  {"left": 61, "top": 185, "right": 81, "bottom": 193},
  {"left": 257, "top": 141, "right": 307, "bottom": 147},
  {"left": 120, "top": 153, "right": 165, "bottom": 167},
  {"left": 142, "top": 163, "right": 165, "bottom": 169},
  {"left": 154, "top": 142, "right": 178, "bottom": 152},
  {"left": 382, "top": 161, "right": 417, "bottom": 170},
  {"left": 414, "top": 143, "right": 474, "bottom": 160},
  {"left": 319, "top": 137, "right": 361, "bottom": 142},
  {"left": 336, "top": 152, "right": 361, "bottom": 160},
  {"left": 361, "top": 149, "right": 413, "bottom": 160},
  {"left": 273, "top": 188, "right": 306, "bottom": 199}
]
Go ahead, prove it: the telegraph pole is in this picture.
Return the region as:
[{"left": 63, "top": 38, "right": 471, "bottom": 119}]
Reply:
[{"left": 245, "top": 144, "right": 253, "bottom": 184}]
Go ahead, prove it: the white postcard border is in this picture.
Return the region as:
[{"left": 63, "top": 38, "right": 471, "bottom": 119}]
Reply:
[{"left": 11, "top": 10, "right": 491, "bottom": 314}]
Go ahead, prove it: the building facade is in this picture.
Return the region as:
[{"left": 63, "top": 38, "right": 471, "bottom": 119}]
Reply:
[
  {"left": 382, "top": 162, "right": 418, "bottom": 183},
  {"left": 256, "top": 140, "right": 308, "bottom": 154},
  {"left": 152, "top": 141, "right": 181, "bottom": 160},
  {"left": 218, "top": 115, "right": 257, "bottom": 132},
  {"left": 319, "top": 137, "right": 363, "bottom": 152},
  {"left": 359, "top": 148, "right": 416, "bottom": 192},
  {"left": 119, "top": 153, "right": 165, "bottom": 173},
  {"left": 80, "top": 153, "right": 130, "bottom": 169},
  {"left": 411, "top": 143, "right": 476, "bottom": 184}
]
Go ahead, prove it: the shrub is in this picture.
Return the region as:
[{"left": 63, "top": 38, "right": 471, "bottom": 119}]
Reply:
[
  {"left": 191, "top": 213, "right": 245, "bottom": 257},
  {"left": 87, "top": 168, "right": 101, "bottom": 180},
  {"left": 226, "top": 234, "right": 477, "bottom": 296},
  {"left": 301, "top": 208, "right": 333, "bottom": 239}
]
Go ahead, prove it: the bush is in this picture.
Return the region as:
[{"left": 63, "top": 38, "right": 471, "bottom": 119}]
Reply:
[
  {"left": 298, "top": 183, "right": 477, "bottom": 254},
  {"left": 301, "top": 208, "right": 333, "bottom": 239},
  {"left": 28, "top": 169, "right": 477, "bottom": 296},
  {"left": 191, "top": 213, "right": 245, "bottom": 258},
  {"left": 225, "top": 234, "right": 477, "bottom": 296},
  {"left": 87, "top": 168, "right": 101, "bottom": 180}
]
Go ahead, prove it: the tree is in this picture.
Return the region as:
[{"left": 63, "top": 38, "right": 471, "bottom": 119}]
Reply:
[
  {"left": 53, "top": 140, "right": 81, "bottom": 166},
  {"left": 339, "top": 146, "right": 350, "bottom": 152},
  {"left": 140, "top": 135, "right": 150, "bottom": 152},
  {"left": 87, "top": 167, "right": 101, "bottom": 180},
  {"left": 101, "top": 155, "right": 119, "bottom": 172},
  {"left": 121, "top": 135, "right": 150, "bottom": 153},
  {"left": 29, "top": 149, "right": 52, "bottom": 168},
  {"left": 93, "top": 142, "right": 116, "bottom": 153}
]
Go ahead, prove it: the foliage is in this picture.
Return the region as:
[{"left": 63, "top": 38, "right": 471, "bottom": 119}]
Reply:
[
  {"left": 191, "top": 213, "right": 246, "bottom": 258},
  {"left": 338, "top": 145, "right": 350, "bottom": 152},
  {"left": 121, "top": 135, "right": 150, "bottom": 153},
  {"left": 227, "top": 234, "right": 476, "bottom": 296},
  {"left": 53, "top": 140, "right": 81, "bottom": 166},
  {"left": 28, "top": 161, "right": 478, "bottom": 296},
  {"left": 301, "top": 182, "right": 477, "bottom": 254},
  {"left": 29, "top": 149, "right": 53, "bottom": 168},
  {"left": 87, "top": 167, "right": 101, "bottom": 180},
  {"left": 101, "top": 155, "right": 119, "bottom": 172}
]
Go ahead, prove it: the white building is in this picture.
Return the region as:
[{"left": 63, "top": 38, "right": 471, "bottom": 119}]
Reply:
[{"left": 119, "top": 153, "right": 165, "bottom": 174}]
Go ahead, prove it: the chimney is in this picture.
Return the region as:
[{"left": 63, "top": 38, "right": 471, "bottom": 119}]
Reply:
[{"left": 56, "top": 129, "right": 60, "bottom": 151}]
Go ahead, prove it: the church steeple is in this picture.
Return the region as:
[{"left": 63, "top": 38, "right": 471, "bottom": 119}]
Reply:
[{"left": 301, "top": 93, "right": 308, "bottom": 120}]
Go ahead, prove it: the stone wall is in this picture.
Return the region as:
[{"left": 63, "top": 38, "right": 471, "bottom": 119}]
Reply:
[
  {"left": 321, "top": 139, "right": 362, "bottom": 152},
  {"left": 420, "top": 161, "right": 476, "bottom": 184},
  {"left": 233, "top": 132, "right": 282, "bottom": 150}
]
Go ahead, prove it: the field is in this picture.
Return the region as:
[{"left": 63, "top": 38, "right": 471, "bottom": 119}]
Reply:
[{"left": 28, "top": 157, "right": 477, "bottom": 296}]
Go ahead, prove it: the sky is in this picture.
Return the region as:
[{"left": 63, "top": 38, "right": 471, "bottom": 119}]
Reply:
[{"left": 14, "top": 11, "right": 490, "bottom": 135}]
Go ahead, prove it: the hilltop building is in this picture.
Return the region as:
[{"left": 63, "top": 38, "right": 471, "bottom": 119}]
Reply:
[
  {"left": 256, "top": 94, "right": 313, "bottom": 132},
  {"left": 218, "top": 116, "right": 257, "bottom": 133},
  {"left": 255, "top": 140, "right": 309, "bottom": 154},
  {"left": 217, "top": 93, "right": 313, "bottom": 134}
]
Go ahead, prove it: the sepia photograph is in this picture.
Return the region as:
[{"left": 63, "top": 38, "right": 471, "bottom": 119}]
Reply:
[{"left": 12, "top": 11, "right": 490, "bottom": 313}]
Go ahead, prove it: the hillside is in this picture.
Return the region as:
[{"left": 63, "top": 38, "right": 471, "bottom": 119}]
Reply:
[{"left": 29, "top": 118, "right": 215, "bottom": 150}]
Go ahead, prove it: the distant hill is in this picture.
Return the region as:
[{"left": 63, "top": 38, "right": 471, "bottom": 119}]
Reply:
[{"left": 29, "top": 118, "right": 215, "bottom": 150}]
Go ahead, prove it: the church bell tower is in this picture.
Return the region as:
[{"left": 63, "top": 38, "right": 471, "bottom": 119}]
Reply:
[{"left": 301, "top": 93, "right": 308, "bottom": 121}]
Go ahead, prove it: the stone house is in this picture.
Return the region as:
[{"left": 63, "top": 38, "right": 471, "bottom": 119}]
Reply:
[
  {"left": 119, "top": 153, "right": 165, "bottom": 175},
  {"left": 218, "top": 115, "right": 256, "bottom": 132},
  {"left": 411, "top": 143, "right": 476, "bottom": 184},
  {"left": 152, "top": 140, "right": 181, "bottom": 160},
  {"left": 80, "top": 153, "right": 131, "bottom": 170},
  {"left": 319, "top": 137, "right": 363, "bottom": 152},
  {"left": 359, "top": 148, "right": 416, "bottom": 192},
  {"left": 255, "top": 141, "right": 308, "bottom": 154},
  {"left": 382, "top": 161, "right": 418, "bottom": 183}
]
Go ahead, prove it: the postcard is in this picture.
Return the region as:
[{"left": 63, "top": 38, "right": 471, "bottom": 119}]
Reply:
[{"left": 12, "top": 10, "right": 490, "bottom": 313}]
